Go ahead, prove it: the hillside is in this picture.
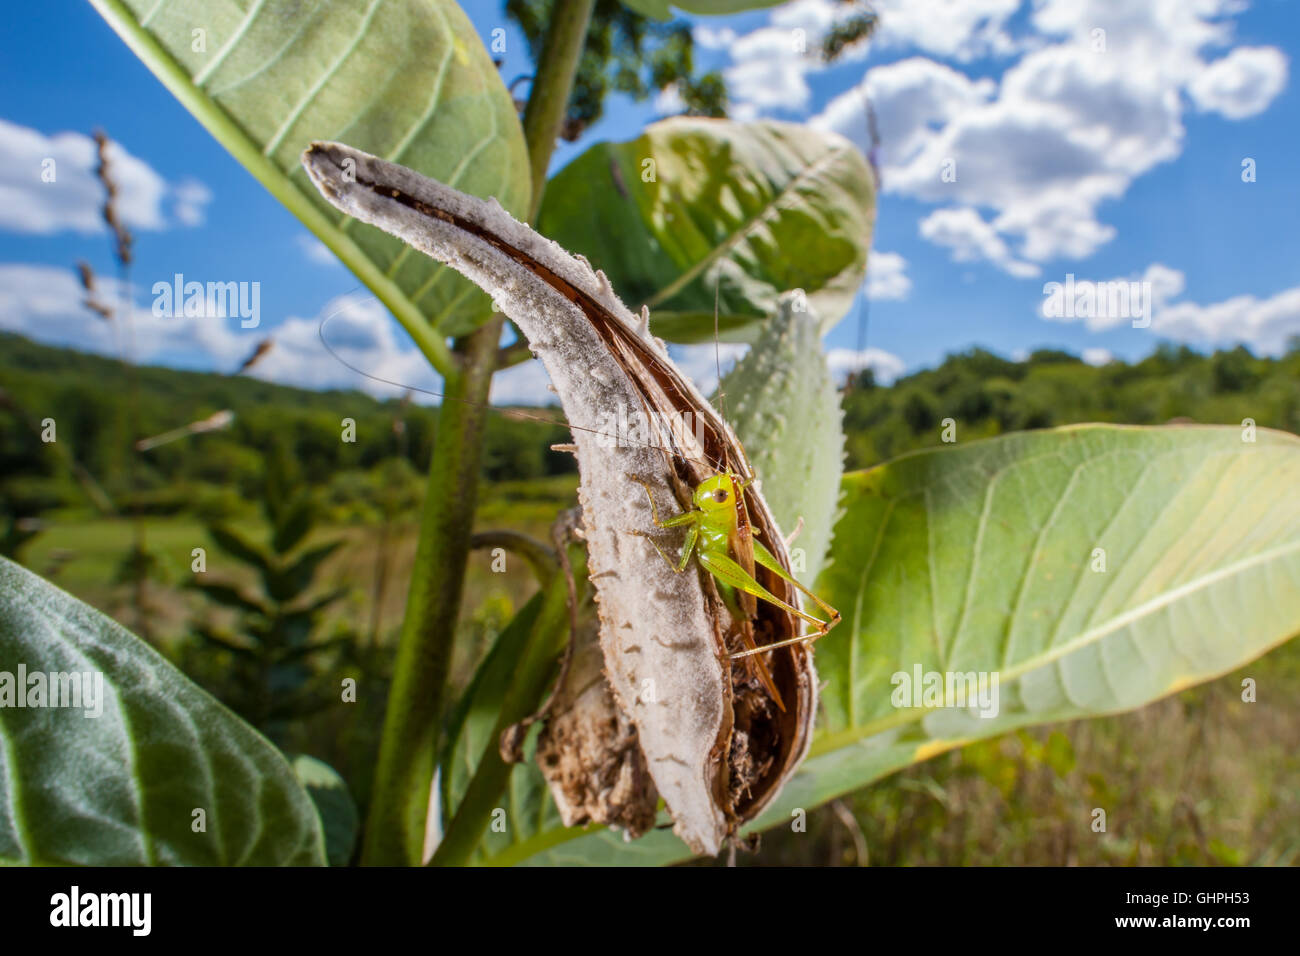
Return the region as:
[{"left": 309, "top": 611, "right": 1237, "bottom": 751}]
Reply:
[
  {"left": 3, "top": 331, "right": 1299, "bottom": 527},
  {"left": 0, "top": 331, "right": 572, "bottom": 524},
  {"left": 841, "top": 342, "right": 1300, "bottom": 466}
]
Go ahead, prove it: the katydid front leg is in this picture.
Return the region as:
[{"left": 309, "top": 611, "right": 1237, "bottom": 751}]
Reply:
[{"left": 628, "top": 477, "right": 702, "bottom": 572}]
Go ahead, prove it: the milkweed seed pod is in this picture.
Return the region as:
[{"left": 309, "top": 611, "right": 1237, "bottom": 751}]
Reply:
[{"left": 303, "top": 142, "right": 817, "bottom": 855}]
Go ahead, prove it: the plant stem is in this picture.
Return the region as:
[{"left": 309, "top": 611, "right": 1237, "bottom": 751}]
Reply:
[
  {"left": 521, "top": 0, "right": 597, "bottom": 220},
  {"left": 469, "top": 530, "right": 557, "bottom": 585},
  {"left": 369, "top": 406, "right": 412, "bottom": 648},
  {"left": 428, "top": 547, "right": 582, "bottom": 866},
  {"left": 360, "top": 322, "right": 497, "bottom": 865},
  {"left": 360, "top": 0, "right": 594, "bottom": 865}
]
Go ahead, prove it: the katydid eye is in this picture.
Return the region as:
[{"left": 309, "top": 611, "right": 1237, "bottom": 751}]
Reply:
[{"left": 713, "top": 489, "right": 728, "bottom": 504}]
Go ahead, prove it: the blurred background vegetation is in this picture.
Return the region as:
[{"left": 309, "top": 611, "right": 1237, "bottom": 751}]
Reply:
[{"left": 4, "top": 327, "right": 1299, "bottom": 864}]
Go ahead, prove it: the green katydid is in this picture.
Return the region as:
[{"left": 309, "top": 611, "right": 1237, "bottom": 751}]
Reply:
[
  {"left": 317, "top": 294, "right": 838, "bottom": 714},
  {"left": 628, "top": 470, "right": 840, "bottom": 711},
  {"left": 318, "top": 283, "right": 839, "bottom": 713},
  {"left": 631, "top": 472, "right": 840, "bottom": 651},
  {"left": 623, "top": 280, "right": 842, "bottom": 712}
]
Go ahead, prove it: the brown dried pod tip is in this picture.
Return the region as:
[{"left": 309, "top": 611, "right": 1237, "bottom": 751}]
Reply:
[{"left": 302, "top": 142, "right": 817, "bottom": 857}]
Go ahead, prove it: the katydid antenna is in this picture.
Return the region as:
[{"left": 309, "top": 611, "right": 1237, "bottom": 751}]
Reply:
[{"left": 315, "top": 291, "right": 715, "bottom": 468}]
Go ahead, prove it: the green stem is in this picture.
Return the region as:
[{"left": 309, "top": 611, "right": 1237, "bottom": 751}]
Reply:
[
  {"left": 521, "top": 0, "right": 597, "bottom": 220},
  {"left": 360, "top": 321, "right": 497, "bottom": 865},
  {"left": 427, "top": 548, "right": 582, "bottom": 866},
  {"left": 359, "top": 0, "right": 594, "bottom": 866},
  {"left": 470, "top": 530, "right": 558, "bottom": 586}
]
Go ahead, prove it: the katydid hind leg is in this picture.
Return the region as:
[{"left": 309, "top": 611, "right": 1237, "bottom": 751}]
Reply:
[
  {"left": 731, "top": 626, "right": 837, "bottom": 658},
  {"left": 751, "top": 539, "right": 842, "bottom": 630},
  {"left": 697, "top": 549, "right": 831, "bottom": 635},
  {"left": 732, "top": 614, "right": 785, "bottom": 712},
  {"left": 702, "top": 555, "right": 787, "bottom": 710},
  {"left": 715, "top": 579, "right": 785, "bottom": 710}
]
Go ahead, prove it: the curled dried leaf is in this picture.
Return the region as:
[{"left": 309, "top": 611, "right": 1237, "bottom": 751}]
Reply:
[{"left": 534, "top": 616, "right": 659, "bottom": 839}]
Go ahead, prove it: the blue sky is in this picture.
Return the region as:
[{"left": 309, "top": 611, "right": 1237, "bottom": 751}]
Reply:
[{"left": 2, "top": 0, "right": 1297, "bottom": 402}]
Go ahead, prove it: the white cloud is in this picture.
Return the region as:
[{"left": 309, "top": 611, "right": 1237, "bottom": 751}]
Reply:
[
  {"left": 1038, "top": 262, "right": 1185, "bottom": 331},
  {"left": 870, "top": 0, "right": 1021, "bottom": 61},
  {"left": 1038, "top": 261, "right": 1300, "bottom": 355},
  {"left": 0, "top": 263, "right": 246, "bottom": 368},
  {"left": 813, "top": 57, "right": 996, "bottom": 170},
  {"left": 0, "top": 266, "right": 447, "bottom": 398},
  {"left": 825, "top": 346, "right": 906, "bottom": 384},
  {"left": 1154, "top": 286, "right": 1300, "bottom": 355},
  {"left": 171, "top": 179, "right": 213, "bottom": 227},
  {"left": 919, "top": 207, "right": 1039, "bottom": 277},
  {"left": 1081, "top": 347, "right": 1114, "bottom": 366},
  {"left": 0, "top": 118, "right": 211, "bottom": 235},
  {"left": 769, "top": 0, "right": 841, "bottom": 34},
  {"left": 670, "top": 341, "right": 750, "bottom": 396},
  {"left": 725, "top": 0, "right": 1021, "bottom": 76},
  {"left": 725, "top": 28, "right": 818, "bottom": 116},
  {"left": 1143, "top": 263, "right": 1188, "bottom": 306},
  {"left": 708, "top": 0, "right": 1014, "bottom": 125},
  {"left": 808, "top": 1, "right": 1288, "bottom": 274},
  {"left": 490, "top": 358, "right": 556, "bottom": 405},
  {"left": 692, "top": 26, "right": 737, "bottom": 51},
  {"left": 866, "top": 249, "right": 912, "bottom": 300},
  {"left": 706, "top": 0, "right": 887, "bottom": 120},
  {"left": 259, "top": 294, "right": 439, "bottom": 396},
  {"left": 297, "top": 234, "right": 341, "bottom": 267},
  {"left": 1189, "top": 46, "right": 1289, "bottom": 119},
  {"left": 653, "top": 83, "right": 687, "bottom": 117}
]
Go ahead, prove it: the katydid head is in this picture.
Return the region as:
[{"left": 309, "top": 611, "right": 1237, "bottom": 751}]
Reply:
[{"left": 693, "top": 473, "right": 737, "bottom": 513}]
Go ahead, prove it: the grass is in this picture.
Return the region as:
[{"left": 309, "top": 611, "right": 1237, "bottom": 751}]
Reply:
[
  {"left": 721, "top": 641, "right": 1300, "bottom": 866},
  {"left": 26, "top": 516, "right": 214, "bottom": 642},
  {"left": 22, "top": 472, "right": 580, "bottom": 654}
]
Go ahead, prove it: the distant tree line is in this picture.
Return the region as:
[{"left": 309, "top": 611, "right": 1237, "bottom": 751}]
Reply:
[
  {"left": 841, "top": 341, "right": 1300, "bottom": 468},
  {"left": 4, "top": 331, "right": 1299, "bottom": 529},
  {"left": 0, "top": 332, "right": 573, "bottom": 526}
]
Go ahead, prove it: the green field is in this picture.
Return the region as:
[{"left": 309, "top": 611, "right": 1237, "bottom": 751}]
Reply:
[{"left": 24, "top": 473, "right": 578, "bottom": 663}]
